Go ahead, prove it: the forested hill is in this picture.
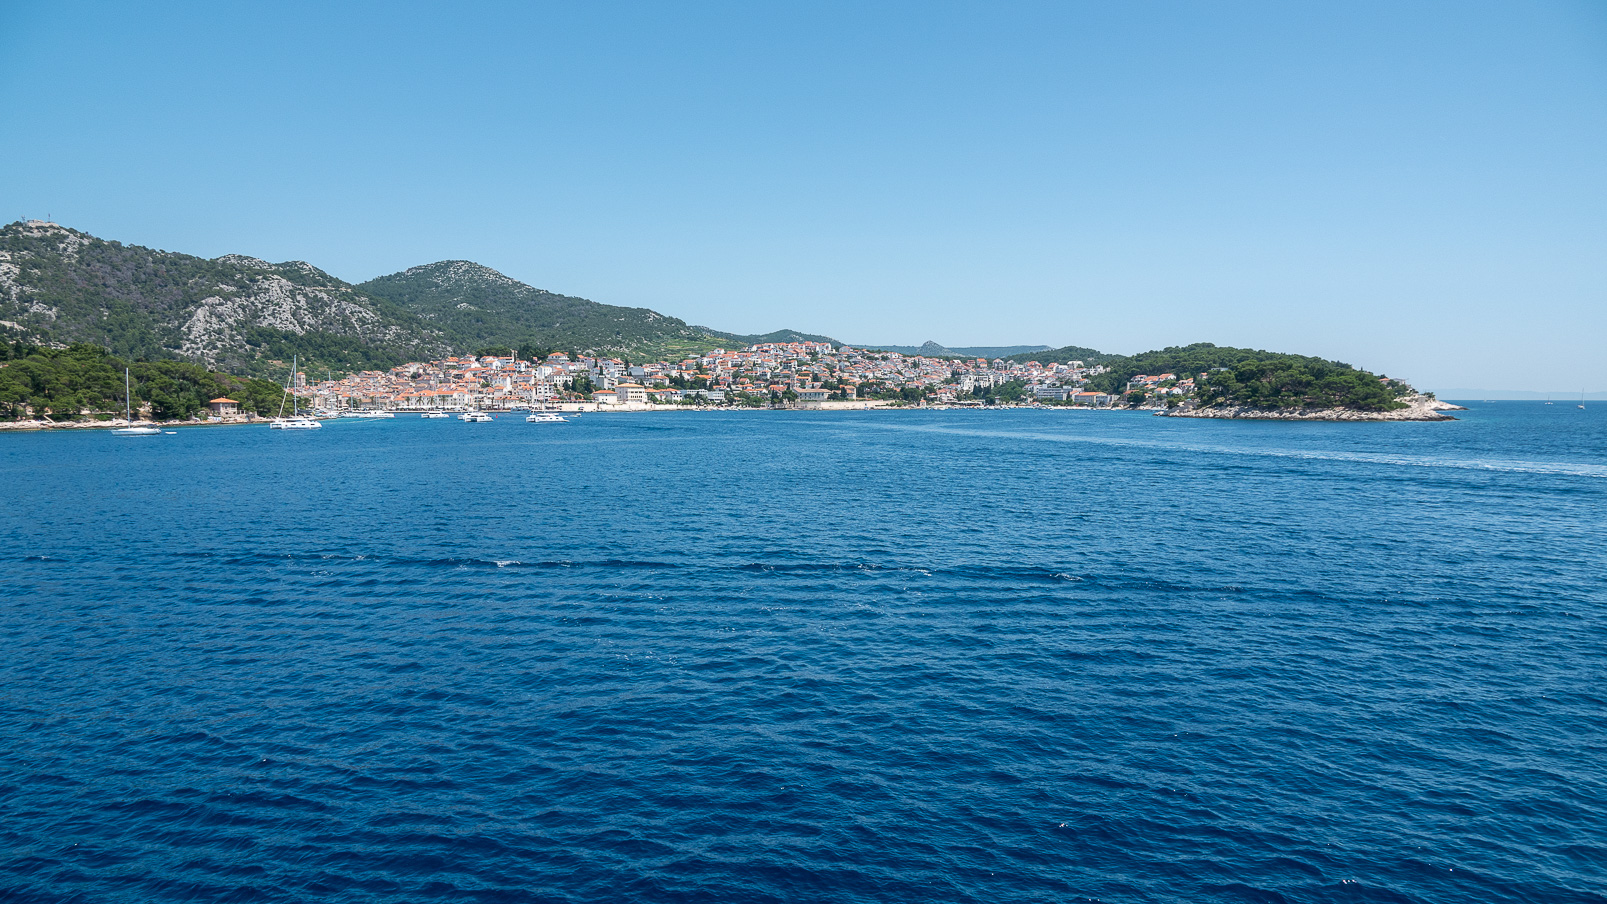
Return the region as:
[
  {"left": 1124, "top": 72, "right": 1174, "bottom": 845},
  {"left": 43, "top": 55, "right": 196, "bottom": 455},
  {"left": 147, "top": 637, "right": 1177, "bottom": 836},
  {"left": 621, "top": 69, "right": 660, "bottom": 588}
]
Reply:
[
  {"left": 358, "top": 261, "right": 748, "bottom": 363},
  {"left": 714, "top": 328, "right": 843, "bottom": 346},
  {"left": 1087, "top": 343, "right": 1414, "bottom": 411},
  {"left": 1004, "top": 344, "right": 1124, "bottom": 367},
  {"left": 869, "top": 341, "right": 1053, "bottom": 358},
  {"left": 0, "top": 341, "right": 295, "bottom": 420},
  {"left": 0, "top": 221, "right": 445, "bottom": 378},
  {"left": 358, "top": 264, "right": 854, "bottom": 361}
]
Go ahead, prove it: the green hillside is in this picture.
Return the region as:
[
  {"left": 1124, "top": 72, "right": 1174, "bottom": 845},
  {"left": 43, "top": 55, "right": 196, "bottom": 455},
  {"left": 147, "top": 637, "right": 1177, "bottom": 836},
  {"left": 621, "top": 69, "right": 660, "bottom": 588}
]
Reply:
[
  {"left": 1087, "top": 343, "right": 1412, "bottom": 410},
  {"left": 858, "top": 341, "right": 1053, "bottom": 358},
  {"left": 0, "top": 341, "right": 297, "bottom": 420},
  {"left": 711, "top": 328, "right": 844, "bottom": 347},
  {"left": 362, "top": 261, "right": 755, "bottom": 361},
  {"left": 1004, "top": 344, "right": 1123, "bottom": 366}
]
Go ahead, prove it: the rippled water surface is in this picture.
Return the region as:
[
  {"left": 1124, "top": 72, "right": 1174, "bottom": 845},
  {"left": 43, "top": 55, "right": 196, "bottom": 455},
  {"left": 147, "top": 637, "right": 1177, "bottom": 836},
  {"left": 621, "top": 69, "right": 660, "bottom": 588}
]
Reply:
[{"left": 2, "top": 404, "right": 1604, "bottom": 903}]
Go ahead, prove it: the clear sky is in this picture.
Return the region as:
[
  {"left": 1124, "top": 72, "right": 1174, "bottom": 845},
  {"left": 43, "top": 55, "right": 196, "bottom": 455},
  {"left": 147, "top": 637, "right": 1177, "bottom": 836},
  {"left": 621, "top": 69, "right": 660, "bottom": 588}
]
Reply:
[{"left": 4, "top": 1, "right": 1604, "bottom": 391}]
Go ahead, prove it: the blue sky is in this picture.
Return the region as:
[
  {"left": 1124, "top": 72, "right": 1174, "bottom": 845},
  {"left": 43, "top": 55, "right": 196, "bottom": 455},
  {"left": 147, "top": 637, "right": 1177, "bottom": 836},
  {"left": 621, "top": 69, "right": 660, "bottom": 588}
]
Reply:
[{"left": 4, "top": 1, "right": 1604, "bottom": 391}]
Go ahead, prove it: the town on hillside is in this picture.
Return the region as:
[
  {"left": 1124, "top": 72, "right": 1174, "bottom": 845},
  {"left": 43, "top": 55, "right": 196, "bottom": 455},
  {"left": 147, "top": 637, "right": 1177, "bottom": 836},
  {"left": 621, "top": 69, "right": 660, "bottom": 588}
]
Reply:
[{"left": 301, "top": 342, "right": 1137, "bottom": 412}]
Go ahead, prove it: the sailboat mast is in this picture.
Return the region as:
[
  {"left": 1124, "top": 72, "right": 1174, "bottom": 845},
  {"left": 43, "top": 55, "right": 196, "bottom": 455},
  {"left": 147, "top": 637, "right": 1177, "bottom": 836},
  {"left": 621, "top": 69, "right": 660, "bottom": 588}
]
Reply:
[{"left": 125, "top": 368, "right": 132, "bottom": 421}]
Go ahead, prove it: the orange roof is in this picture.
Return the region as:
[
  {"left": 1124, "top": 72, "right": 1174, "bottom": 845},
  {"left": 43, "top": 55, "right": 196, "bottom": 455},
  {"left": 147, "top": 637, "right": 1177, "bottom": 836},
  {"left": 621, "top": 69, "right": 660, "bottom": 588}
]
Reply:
[{"left": 209, "top": 397, "right": 238, "bottom": 403}]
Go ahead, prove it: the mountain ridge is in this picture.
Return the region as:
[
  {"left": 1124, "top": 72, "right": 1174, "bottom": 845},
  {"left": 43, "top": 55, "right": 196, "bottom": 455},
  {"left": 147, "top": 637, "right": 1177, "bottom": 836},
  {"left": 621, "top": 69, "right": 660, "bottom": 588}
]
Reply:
[{"left": 0, "top": 222, "right": 857, "bottom": 373}]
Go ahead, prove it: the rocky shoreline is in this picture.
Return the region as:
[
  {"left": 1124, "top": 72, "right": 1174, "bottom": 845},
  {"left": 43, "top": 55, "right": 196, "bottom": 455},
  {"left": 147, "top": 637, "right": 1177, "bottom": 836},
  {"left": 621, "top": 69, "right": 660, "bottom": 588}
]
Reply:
[
  {"left": 0, "top": 416, "right": 262, "bottom": 432},
  {"left": 1157, "top": 396, "right": 1466, "bottom": 421},
  {"left": 0, "top": 397, "right": 1471, "bottom": 429}
]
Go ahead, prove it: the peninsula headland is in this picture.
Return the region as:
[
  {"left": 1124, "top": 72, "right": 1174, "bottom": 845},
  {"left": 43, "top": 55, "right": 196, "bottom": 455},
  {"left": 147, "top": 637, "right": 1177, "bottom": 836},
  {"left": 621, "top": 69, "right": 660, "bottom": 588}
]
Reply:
[{"left": 2, "top": 220, "right": 1447, "bottom": 424}]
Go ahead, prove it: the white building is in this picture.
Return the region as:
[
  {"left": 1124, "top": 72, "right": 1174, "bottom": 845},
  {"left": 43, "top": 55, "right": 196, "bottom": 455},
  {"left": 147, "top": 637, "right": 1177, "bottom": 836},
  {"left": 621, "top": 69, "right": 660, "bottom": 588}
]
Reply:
[{"left": 797, "top": 388, "right": 830, "bottom": 408}]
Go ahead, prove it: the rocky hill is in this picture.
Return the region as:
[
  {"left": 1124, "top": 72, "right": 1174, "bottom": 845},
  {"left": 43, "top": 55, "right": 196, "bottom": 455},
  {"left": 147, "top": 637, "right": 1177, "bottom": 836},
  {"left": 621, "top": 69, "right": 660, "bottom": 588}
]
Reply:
[
  {"left": 0, "top": 221, "right": 445, "bottom": 376},
  {"left": 0, "top": 221, "right": 846, "bottom": 373}
]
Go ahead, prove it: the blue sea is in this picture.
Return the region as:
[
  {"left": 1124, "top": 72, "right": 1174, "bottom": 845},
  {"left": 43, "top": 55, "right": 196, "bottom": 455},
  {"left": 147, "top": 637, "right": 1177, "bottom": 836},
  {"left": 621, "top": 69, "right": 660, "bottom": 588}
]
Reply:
[{"left": 2, "top": 404, "right": 1604, "bottom": 903}]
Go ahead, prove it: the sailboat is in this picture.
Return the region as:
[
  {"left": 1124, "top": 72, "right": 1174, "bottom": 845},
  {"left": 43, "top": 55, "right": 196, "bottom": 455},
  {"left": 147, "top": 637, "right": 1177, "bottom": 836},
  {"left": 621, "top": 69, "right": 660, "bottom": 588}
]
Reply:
[
  {"left": 111, "top": 368, "right": 161, "bottom": 436},
  {"left": 269, "top": 355, "right": 322, "bottom": 429},
  {"left": 1581, "top": 390, "right": 1587, "bottom": 410}
]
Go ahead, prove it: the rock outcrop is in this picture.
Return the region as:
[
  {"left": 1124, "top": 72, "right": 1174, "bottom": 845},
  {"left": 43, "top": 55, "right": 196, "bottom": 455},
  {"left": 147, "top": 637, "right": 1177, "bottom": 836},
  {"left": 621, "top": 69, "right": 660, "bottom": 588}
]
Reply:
[
  {"left": 1158, "top": 395, "right": 1462, "bottom": 421},
  {"left": 0, "top": 221, "right": 445, "bottom": 372}
]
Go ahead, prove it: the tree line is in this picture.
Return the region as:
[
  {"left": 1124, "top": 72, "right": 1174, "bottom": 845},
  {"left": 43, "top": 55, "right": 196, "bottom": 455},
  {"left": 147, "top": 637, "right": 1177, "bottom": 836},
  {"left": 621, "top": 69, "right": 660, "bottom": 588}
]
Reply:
[
  {"left": 1083, "top": 343, "right": 1412, "bottom": 410},
  {"left": 1194, "top": 357, "right": 1409, "bottom": 410},
  {"left": 0, "top": 342, "right": 299, "bottom": 421}
]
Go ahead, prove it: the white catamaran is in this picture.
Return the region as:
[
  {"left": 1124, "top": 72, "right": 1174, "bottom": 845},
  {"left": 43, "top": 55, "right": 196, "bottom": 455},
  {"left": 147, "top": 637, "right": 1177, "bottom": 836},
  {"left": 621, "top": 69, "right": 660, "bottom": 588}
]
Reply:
[
  {"left": 111, "top": 368, "right": 162, "bottom": 436},
  {"left": 270, "top": 356, "right": 322, "bottom": 430}
]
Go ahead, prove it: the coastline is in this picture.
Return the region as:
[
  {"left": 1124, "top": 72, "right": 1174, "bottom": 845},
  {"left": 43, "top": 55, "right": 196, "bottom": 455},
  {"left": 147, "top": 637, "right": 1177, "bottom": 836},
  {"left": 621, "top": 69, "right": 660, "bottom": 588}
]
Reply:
[
  {"left": 1157, "top": 396, "right": 1466, "bottom": 421},
  {"left": 0, "top": 416, "right": 264, "bottom": 432},
  {"left": 2, "top": 397, "right": 1476, "bottom": 430}
]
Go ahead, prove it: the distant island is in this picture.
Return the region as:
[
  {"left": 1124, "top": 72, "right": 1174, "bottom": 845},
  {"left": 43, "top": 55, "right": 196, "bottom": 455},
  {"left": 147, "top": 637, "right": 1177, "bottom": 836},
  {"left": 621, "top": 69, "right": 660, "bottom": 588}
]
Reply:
[{"left": 0, "top": 220, "right": 1447, "bottom": 423}]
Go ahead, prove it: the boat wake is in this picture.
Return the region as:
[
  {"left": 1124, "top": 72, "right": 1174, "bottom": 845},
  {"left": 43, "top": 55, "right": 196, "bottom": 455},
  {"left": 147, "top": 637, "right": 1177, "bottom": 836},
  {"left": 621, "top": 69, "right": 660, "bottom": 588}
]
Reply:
[{"left": 868, "top": 423, "right": 1607, "bottom": 479}]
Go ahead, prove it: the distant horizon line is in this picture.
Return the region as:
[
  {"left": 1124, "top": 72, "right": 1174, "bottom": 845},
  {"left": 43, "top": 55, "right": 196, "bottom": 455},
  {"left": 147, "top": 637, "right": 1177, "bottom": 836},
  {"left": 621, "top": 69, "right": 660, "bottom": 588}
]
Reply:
[{"left": 1436, "top": 389, "right": 1607, "bottom": 400}]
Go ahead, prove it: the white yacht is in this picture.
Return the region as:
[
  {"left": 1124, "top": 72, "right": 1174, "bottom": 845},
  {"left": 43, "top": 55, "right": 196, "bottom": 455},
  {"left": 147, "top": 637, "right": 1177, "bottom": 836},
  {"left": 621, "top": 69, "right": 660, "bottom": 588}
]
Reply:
[
  {"left": 420, "top": 411, "right": 449, "bottom": 419},
  {"left": 356, "top": 410, "right": 395, "bottom": 418},
  {"left": 270, "top": 355, "right": 322, "bottom": 430},
  {"left": 459, "top": 411, "right": 494, "bottom": 422},
  {"left": 111, "top": 368, "right": 162, "bottom": 436},
  {"left": 525, "top": 412, "right": 567, "bottom": 424}
]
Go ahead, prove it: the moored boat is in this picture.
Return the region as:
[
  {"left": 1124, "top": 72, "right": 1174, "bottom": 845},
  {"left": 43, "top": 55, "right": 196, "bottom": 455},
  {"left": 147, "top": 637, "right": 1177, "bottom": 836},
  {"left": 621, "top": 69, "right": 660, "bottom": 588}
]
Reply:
[
  {"left": 111, "top": 367, "right": 162, "bottom": 436},
  {"left": 270, "top": 356, "right": 322, "bottom": 430}
]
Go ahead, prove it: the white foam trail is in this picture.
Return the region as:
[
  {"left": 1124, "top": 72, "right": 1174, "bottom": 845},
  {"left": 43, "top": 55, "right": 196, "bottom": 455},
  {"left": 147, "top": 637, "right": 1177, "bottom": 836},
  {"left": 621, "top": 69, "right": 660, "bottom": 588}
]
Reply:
[{"left": 865, "top": 423, "right": 1607, "bottom": 479}]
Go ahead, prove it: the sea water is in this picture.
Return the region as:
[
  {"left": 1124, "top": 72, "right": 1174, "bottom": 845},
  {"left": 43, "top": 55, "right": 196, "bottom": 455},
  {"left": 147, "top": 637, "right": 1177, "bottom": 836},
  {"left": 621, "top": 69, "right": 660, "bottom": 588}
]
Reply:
[{"left": 1, "top": 404, "right": 1603, "bottom": 902}]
